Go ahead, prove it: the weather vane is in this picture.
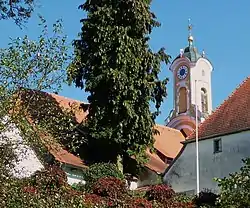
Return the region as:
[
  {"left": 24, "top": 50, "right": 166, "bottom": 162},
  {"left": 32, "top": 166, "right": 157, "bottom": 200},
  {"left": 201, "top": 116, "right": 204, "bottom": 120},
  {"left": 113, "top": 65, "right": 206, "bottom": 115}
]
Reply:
[{"left": 188, "top": 18, "right": 193, "bottom": 36}]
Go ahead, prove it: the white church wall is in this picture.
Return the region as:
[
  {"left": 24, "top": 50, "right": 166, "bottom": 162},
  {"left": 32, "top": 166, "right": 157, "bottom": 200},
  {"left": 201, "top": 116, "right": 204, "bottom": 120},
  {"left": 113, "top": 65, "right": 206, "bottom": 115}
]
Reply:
[
  {"left": 163, "top": 130, "right": 250, "bottom": 193},
  {"left": 190, "top": 58, "right": 213, "bottom": 115}
]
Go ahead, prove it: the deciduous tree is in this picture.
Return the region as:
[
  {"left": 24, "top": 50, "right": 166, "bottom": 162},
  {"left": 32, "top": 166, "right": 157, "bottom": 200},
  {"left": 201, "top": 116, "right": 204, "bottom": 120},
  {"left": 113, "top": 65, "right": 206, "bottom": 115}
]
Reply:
[
  {"left": 0, "top": 16, "right": 72, "bottom": 180},
  {"left": 68, "top": 0, "right": 170, "bottom": 166},
  {"left": 0, "top": 0, "right": 35, "bottom": 25}
]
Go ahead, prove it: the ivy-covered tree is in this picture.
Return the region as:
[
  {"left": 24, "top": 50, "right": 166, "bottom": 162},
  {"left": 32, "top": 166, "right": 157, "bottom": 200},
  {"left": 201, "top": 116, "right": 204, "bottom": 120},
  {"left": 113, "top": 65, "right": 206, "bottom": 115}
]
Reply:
[
  {"left": 68, "top": 0, "right": 170, "bottom": 166},
  {"left": 0, "top": 0, "right": 35, "bottom": 25}
]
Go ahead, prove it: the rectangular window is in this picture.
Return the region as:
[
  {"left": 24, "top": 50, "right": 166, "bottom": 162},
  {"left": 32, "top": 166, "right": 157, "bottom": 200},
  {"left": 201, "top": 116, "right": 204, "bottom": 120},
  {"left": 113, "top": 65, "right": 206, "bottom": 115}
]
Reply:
[{"left": 213, "top": 139, "right": 222, "bottom": 153}]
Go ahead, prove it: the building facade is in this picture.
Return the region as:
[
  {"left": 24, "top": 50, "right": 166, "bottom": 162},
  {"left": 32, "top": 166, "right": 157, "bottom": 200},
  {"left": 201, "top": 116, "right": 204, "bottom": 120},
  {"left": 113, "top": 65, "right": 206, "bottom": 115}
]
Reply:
[
  {"left": 164, "top": 76, "right": 250, "bottom": 193},
  {"left": 166, "top": 23, "right": 213, "bottom": 137}
]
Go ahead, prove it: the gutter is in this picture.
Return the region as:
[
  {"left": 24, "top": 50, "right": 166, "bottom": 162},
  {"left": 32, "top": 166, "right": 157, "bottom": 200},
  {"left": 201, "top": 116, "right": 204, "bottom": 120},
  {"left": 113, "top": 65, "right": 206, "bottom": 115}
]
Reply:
[{"left": 183, "top": 128, "right": 250, "bottom": 144}]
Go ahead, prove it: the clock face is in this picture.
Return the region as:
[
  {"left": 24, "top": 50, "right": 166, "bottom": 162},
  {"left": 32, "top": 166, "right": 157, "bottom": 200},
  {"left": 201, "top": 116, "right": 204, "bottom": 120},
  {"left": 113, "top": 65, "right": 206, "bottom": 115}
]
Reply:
[{"left": 177, "top": 66, "right": 188, "bottom": 80}]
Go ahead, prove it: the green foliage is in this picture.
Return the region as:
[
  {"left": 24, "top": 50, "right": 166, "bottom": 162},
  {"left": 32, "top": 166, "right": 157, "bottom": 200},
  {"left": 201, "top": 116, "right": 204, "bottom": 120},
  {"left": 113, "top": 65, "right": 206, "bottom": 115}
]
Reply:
[
  {"left": 83, "top": 163, "right": 124, "bottom": 190},
  {"left": 0, "top": 140, "right": 18, "bottom": 181},
  {"left": 0, "top": 0, "right": 35, "bottom": 26},
  {"left": 0, "top": 164, "right": 198, "bottom": 207},
  {"left": 0, "top": 17, "right": 77, "bottom": 207},
  {"left": 192, "top": 190, "right": 218, "bottom": 208},
  {"left": 174, "top": 193, "right": 194, "bottom": 204},
  {"left": 0, "top": 16, "right": 70, "bottom": 96},
  {"left": 0, "top": 166, "right": 85, "bottom": 208},
  {"left": 215, "top": 158, "right": 250, "bottom": 208},
  {"left": 0, "top": 15, "right": 72, "bottom": 153},
  {"left": 72, "top": 182, "right": 86, "bottom": 192},
  {"left": 68, "top": 0, "right": 170, "bottom": 165}
]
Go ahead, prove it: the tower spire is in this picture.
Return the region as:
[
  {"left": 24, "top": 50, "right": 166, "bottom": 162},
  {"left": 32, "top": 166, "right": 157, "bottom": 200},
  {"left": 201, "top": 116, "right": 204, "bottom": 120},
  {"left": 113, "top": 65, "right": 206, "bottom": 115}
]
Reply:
[{"left": 188, "top": 18, "right": 194, "bottom": 46}]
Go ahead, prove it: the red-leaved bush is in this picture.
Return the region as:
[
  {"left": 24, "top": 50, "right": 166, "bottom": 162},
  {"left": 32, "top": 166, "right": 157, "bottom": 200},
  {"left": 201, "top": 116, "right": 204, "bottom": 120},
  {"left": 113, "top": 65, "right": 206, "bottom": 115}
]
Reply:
[
  {"left": 29, "top": 165, "right": 68, "bottom": 192},
  {"left": 169, "top": 201, "right": 195, "bottom": 208},
  {"left": 127, "top": 198, "right": 152, "bottom": 208},
  {"left": 84, "top": 193, "right": 105, "bottom": 206},
  {"left": 92, "top": 177, "right": 127, "bottom": 198},
  {"left": 145, "top": 184, "right": 175, "bottom": 203},
  {"left": 22, "top": 186, "right": 38, "bottom": 195}
]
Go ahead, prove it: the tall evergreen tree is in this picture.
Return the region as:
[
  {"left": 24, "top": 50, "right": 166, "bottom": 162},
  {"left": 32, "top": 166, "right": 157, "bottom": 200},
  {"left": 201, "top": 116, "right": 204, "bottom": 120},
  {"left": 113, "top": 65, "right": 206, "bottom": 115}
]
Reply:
[{"left": 68, "top": 0, "right": 170, "bottom": 166}]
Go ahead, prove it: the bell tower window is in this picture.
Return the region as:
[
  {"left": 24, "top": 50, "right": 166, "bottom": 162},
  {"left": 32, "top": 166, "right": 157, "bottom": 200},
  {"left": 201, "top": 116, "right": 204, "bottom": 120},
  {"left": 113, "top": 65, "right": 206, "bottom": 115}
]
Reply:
[
  {"left": 201, "top": 88, "right": 208, "bottom": 113},
  {"left": 179, "top": 87, "right": 187, "bottom": 114},
  {"left": 202, "top": 70, "right": 205, "bottom": 76}
]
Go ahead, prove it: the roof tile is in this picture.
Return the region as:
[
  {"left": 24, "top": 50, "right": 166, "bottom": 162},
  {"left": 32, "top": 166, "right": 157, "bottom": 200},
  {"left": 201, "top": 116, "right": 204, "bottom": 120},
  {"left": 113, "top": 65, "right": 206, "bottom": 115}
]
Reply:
[
  {"left": 18, "top": 89, "right": 184, "bottom": 172},
  {"left": 188, "top": 76, "right": 250, "bottom": 140}
]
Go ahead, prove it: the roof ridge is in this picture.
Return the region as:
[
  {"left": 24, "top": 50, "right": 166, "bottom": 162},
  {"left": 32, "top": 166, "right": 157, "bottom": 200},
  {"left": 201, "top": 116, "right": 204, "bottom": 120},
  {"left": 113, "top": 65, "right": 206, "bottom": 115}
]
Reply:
[
  {"left": 188, "top": 75, "right": 250, "bottom": 140},
  {"left": 48, "top": 92, "right": 89, "bottom": 104},
  {"left": 155, "top": 124, "right": 182, "bottom": 133}
]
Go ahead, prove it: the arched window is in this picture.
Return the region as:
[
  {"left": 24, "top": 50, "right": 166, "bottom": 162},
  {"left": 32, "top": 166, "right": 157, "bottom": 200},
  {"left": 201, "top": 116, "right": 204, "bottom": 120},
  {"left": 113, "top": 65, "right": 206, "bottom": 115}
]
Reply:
[
  {"left": 179, "top": 87, "right": 187, "bottom": 114},
  {"left": 202, "top": 70, "right": 205, "bottom": 76},
  {"left": 201, "top": 88, "right": 208, "bottom": 113}
]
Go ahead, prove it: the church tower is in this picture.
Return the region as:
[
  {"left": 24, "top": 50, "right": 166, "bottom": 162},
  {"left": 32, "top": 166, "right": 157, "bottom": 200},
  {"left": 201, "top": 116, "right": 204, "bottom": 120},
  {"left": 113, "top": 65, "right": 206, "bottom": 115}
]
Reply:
[{"left": 166, "top": 20, "right": 213, "bottom": 137}]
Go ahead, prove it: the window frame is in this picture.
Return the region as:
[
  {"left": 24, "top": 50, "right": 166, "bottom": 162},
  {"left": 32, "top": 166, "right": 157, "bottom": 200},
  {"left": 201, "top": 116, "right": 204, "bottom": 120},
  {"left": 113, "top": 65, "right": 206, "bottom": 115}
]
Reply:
[{"left": 213, "top": 138, "right": 222, "bottom": 153}]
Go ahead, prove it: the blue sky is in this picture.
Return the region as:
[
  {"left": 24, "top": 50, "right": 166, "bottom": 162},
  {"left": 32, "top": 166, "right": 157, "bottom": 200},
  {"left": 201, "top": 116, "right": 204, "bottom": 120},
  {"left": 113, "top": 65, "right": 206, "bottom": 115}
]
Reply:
[{"left": 0, "top": 0, "right": 249, "bottom": 124}]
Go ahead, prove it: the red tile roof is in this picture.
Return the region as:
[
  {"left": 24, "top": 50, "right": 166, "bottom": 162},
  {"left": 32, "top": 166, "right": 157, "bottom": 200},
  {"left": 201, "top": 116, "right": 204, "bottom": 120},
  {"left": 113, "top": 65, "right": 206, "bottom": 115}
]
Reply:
[
  {"left": 145, "top": 150, "right": 168, "bottom": 174},
  {"left": 25, "top": 116, "right": 88, "bottom": 169},
  {"left": 49, "top": 147, "right": 87, "bottom": 169},
  {"left": 17, "top": 89, "right": 184, "bottom": 172},
  {"left": 154, "top": 125, "right": 185, "bottom": 158},
  {"left": 49, "top": 94, "right": 184, "bottom": 173},
  {"left": 188, "top": 76, "right": 250, "bottom": 141},
  {"left": 49, "top": 93, "right": 88, "bottom": 123}
]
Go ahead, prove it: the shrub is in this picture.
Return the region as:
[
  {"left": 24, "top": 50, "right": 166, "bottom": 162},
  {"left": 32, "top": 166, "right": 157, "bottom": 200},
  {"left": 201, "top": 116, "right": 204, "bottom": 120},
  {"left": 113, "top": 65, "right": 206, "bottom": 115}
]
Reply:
[
  {"left": 193, "top": 190, "right": 218, "bottom": 207},
  {"left": 145, "top": 184, "right": 175, "bottom": 203},
  {"left": 92, "top": 177, "right": 127, "bottom": 199},
  {"left": 170, "top": 201, "right": 195, "bottom": 208},
  {"left": 127, "top": 198, "right": 152, "bottom": 208},
  {"left": 22, "top": 186, "right": 38, "bottom": 195},
  {"left": 174, "top": 193, "right": 193, "bottom": 203},
  {"left": 215, "top": 158, "right": 250, "bottom": 208},
  {"left": 84, "top": 193, "right": 105, "bottom": 206},
  {"left": 0, "top": 177, "right": 84, "bottom": 208},
  {"left": 71, "top": 182, "right": 85, "bottom": 192},
  {"left": 83, "top": 163, "right": 124, "bottom": 190},
  {"left": 29, "top": 165, "right": 68, "bottom": 192}
]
